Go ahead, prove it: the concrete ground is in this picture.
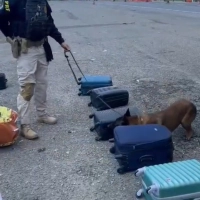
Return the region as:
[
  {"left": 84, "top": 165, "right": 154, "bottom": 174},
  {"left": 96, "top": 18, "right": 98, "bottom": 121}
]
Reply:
[{"left": 1, "top": 1, "right": 200, "bottom": 199}]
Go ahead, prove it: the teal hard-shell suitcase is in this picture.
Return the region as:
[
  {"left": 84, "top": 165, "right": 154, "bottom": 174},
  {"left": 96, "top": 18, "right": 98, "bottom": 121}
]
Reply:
[{"left": 135, "top": 159, "right": 200, "bottom": 200}]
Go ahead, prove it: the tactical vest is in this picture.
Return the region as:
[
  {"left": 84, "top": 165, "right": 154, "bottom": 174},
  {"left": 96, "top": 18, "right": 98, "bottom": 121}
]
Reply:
[
  {"left": 25, "top": 0, "right": 50, "bottom": 41},
  {"left": 2, "top": 0, "right": 51, "bottom": 41}
]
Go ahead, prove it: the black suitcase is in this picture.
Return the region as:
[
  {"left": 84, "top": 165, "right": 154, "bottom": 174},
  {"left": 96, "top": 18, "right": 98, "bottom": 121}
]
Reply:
[
  {"left": 0, "top": 73, "right": 7, "bottom": 90},
  {"left": 88, "top": 86, "right": 129, "bottom": 111},
  {"left": 110, "top": 124, "right": 174, "bottom": 175},
  {"left": 89, "top": 106, "right": 141, "bottom": 141}
]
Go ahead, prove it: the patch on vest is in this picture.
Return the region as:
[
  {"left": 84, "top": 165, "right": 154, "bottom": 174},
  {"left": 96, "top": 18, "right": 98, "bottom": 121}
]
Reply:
[{"left": 4, "top": 1, "right": 10, "bottom": 12}]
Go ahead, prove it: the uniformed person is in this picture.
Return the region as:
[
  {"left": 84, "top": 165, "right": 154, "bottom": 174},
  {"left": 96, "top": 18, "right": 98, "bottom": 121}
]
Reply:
[{"left": 0, "top": 0, "right": 70, "bottom": 140}]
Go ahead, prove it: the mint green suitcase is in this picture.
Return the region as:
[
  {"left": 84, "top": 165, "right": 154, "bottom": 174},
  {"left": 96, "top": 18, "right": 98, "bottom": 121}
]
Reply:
[{"left": 135, "top": 159, "right": 200, "bottom": 200}]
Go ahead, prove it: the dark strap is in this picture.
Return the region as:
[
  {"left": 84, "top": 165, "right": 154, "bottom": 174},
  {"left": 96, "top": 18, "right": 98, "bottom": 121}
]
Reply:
[
  {"left": 96, "top": 95, "right": 122, "bottom": 117},
  {"left": 96, "top": 95, "right": 140, "bottom": 118},
  {"left": 64, "top": 51, "right": 87, "bottom": 85}
]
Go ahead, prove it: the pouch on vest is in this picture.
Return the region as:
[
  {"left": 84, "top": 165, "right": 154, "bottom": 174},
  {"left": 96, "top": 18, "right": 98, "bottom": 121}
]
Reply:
[
  {"left": 43, "top": 39, "right": 53, "bottom": 62},
  {"left": 0, "top": 106, "right": 19, "bottom": 147},
  {"left": 6, "top": 37, "right": 21, "bottom": 59}
]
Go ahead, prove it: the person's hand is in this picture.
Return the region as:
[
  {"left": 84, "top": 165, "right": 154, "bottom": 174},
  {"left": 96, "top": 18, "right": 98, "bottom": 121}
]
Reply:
[{"left": 61, "top": 42, "right": 70, "bottom": 52}]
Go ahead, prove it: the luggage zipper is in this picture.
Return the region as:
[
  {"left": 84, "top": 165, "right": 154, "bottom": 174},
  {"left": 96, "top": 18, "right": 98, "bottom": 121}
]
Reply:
[{"left": 118, "top": 143, "right": 173, "bottom": 154}]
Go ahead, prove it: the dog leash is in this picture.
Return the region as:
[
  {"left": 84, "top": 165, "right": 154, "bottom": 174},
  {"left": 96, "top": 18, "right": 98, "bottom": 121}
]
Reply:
[
  {"left": 95, "top": 95, "right": 140, "bottom": 118},
  {"left": 64, "top": 51, "right": 87, "bottom": 85},
  {"left": 96, "top": 96, "right": 123, "bottom": 117},
  {"left": 64, "top": 51, "right": 140, "bottom": 118},
  {"left": 94, "top": 95, "right": 141, "bottom": 143}
]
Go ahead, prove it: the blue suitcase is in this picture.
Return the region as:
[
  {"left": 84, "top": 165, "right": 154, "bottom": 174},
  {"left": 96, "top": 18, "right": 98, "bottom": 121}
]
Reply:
[
  {"left": 65, "top": 51, "right": 113, "bottom": 96},
  {"left": 78, "top": 75, "right": 113, "bottom": 96},
  {"left": 89, "top": 106, "right": 141, "bottom": 141},
  {"left": 110, "top": 125, "right": 174, "bottom": 174},
  {"left": 135, "top": 159, "right": 200, "bottom": 200},
  {"left": 88, "top": 86, "right": 129, "bottom": 111}
]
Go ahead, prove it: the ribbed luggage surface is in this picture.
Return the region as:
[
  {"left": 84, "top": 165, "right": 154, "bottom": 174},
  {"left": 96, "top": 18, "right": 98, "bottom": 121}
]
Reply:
[
  {"left": 91, "top": 86, "right": 119, "bottom": 94},
  {"left": 89, "top": 86, "right": 129, "bottom": 110},
  {"left": 91, "top": 86, "right": 128, "bottom": 99},
  {"left": 143, "top": 159, "right": 200, "bottom": 198}
]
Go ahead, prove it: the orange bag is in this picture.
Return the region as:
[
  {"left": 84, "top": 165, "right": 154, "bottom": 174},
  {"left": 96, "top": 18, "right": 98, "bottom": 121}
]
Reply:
[{"left": 0, "top": 106, "right": 19, "bottom": 147}]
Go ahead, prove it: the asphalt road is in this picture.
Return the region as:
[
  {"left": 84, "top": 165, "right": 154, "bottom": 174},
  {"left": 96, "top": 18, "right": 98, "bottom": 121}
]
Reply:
[{"left": 1, "top": 1, "right": 200, "bottom": 200}]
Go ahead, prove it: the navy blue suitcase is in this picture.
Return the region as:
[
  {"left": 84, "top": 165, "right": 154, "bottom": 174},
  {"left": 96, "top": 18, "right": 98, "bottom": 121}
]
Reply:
[
  {"left": 89, "top": 106, "right": 141, "bottom": 141},
  {"left": 110, "top": 125, "right": 174, "bottom": 174},
  {"left": 88, "top": 86, "right": 129, "bottom": 111},
  {"left": 65, "top": 51, "right": 113, "bottom": 96}
]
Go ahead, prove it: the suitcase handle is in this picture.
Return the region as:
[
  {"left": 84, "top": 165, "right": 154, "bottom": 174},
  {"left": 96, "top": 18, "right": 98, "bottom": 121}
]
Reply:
[
  {"left": 64, "top": 51, "right": 87, "bottom": 85},
  {"left": 139, "top": 155, "right": 154, "bottom": 163}
]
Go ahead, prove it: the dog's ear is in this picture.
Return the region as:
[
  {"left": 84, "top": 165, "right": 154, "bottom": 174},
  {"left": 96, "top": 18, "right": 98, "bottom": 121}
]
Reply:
[{"left": 124, "top": 108, "right": 131, "bottom": 117}]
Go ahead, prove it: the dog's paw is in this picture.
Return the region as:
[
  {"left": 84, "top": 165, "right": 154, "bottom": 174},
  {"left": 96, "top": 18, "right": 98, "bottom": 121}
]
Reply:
[{"left": 185, "top": 136, "right": 192, "bottom": 141}]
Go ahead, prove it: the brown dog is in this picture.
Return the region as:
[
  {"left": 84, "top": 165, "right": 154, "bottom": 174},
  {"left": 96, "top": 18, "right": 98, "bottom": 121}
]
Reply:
[{"left": 108, "top": 99, "right": 197, "bottom": 140}]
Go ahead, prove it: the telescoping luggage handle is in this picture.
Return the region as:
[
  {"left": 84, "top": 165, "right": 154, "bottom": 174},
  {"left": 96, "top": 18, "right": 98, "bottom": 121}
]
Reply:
[{"left": 64, "top": 51, "right": 87, "bottom": 85}]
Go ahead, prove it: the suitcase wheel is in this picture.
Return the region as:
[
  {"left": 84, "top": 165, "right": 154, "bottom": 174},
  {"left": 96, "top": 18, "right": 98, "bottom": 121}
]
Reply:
[
  {"left": 109, "top": 146, "right": 115, "bottom": 154},
  {"left": 78, "top": 92, "right": 82, "bottom": 96},
  {"left": 134, "top": 168, "right": 145, "bottom": 177},
  {"left": 88, "top": 102, "right": 92, "bottom": 107},
  {"left": 86, "top": 90, "right": 92, "bottom": 95},
  {"left": 90, "top": 127, "right": 95, "bottom": 132},
  {"left": 135, "top": 189, "right": 144, "bottom": 199},
  {"left": 117, "top": 167, "right": 126, "bottom": 174},
  {"left": 78, "top": 77, "right": 82, "bottom": 81},
  {"left": 89, "top": 114, "right": 94, "bottom": 119}
]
